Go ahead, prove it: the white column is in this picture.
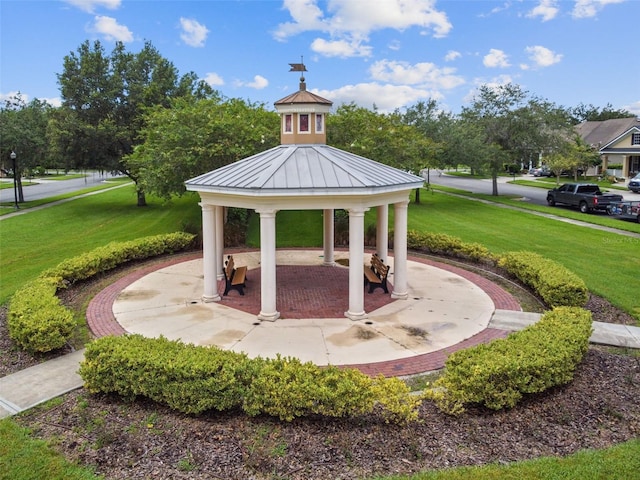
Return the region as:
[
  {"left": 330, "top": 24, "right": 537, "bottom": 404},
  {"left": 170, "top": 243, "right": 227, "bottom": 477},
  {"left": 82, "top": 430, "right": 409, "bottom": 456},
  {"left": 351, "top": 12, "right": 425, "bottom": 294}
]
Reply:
[
  {"left": 391, "top": 200, "right": 409, "bottom": 300},
  {"left": 376, "top": 204, "right": 388, "bottom": 261},
  {"left": 215, "top": 206, "right": 224, "bottom": 280},
  {"left": 345, "top": 207, "right": 367, "bottom": 320},
  {"left": 200, "top": 203, "right": 220, "bottom": 302},
  {"left": 256, "top": 208, "right": 280, "bottom": 321},
  {"left": 322, "top": 208, "right": 335, "bottom": 265}
]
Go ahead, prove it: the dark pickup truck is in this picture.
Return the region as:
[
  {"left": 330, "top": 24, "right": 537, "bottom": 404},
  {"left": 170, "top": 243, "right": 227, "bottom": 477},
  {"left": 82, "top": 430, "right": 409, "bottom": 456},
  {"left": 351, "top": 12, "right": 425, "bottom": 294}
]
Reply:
[{"left": 546, "top": 183, "right": 624, "bottom": 213}]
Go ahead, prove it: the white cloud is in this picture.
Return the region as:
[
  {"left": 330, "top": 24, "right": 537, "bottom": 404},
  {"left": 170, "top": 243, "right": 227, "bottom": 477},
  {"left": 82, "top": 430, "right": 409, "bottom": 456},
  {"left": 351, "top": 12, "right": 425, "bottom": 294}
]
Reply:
[
  {"left": 204, "top": 73, "right": 224, "bottom": 87},
  {"left": 572, "top": 0, "right": 625, "bottom": 19},
  {"left": 444, "top": 50, "right": 461, "bottom": 62},
  {"left": 179, "top": 18, "right": 209, "bottom": 47},
  {"left": 275, "top": 0, "right": 452, "bottom": 59},
  {"left": 310, "top": 38, "right": 372, "bottom": 58},
  {"left": 64, "top": 0, "right": 120, "bottom": 14},
  {"left": 91, "top": 16, "right": 133, "bottom": 42},
  {"left": 483, "top": 49, "right": 510, "bottom": 68},
  {"left": 369, "top": 60, "right": 464, "bottom": 90},
  {"left": 527, "top": 0, "right": 559, "bottom": 21},
  {"left": 623, "top": 100, "right": 640, "bottom": 116},
  {"left": 313, "top": 83, "right": 440, "bottom": 113},
  {"left": 237, "top": 75, "right": 269, "bottom": 90},
  {"left": 524, "top": 45, "right": 562, "bottom": 67}
]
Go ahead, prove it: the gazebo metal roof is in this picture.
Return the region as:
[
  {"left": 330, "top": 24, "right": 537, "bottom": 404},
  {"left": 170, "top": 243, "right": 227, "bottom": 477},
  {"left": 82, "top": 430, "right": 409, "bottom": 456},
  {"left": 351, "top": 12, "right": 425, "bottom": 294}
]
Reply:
[{"left": 185, "top": 144, "right": 424, "bottom": 196}]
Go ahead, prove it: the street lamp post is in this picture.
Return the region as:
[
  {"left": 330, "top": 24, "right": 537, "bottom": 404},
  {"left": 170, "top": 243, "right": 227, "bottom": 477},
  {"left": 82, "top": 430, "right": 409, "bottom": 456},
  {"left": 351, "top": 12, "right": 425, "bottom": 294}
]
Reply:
[{"left": 10, "top": 151, "right": 19, "bottom": 209}]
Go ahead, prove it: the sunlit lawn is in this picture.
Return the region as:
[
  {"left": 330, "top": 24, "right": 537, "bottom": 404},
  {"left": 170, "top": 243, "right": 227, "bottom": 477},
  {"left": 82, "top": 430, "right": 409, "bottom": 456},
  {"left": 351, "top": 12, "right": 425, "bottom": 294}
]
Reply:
[{"left": 0, "top": 185, "right": 201, "bottom": 304}]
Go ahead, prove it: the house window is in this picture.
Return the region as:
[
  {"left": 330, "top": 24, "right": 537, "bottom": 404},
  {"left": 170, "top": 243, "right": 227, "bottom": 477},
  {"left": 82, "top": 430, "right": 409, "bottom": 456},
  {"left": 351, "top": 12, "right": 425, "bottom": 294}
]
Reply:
[
  {"left": 284, "top": 114, "right": 293, "bottom": 133},
  {"left": 315, "top": 114, "right": 324, "bottom": 133},
  {"left": 632, "top": 133, "right": 640, "bottom": 145},
  {"left": 299, "top": 114, "right": 309, "bottom": 133}
]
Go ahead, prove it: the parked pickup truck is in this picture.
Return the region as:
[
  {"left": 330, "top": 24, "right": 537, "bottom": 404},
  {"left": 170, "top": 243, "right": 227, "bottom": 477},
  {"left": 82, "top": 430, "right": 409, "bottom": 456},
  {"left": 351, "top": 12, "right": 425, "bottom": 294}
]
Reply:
[{"left": 546, "top": 183, "right": 624, "bottom": 213}]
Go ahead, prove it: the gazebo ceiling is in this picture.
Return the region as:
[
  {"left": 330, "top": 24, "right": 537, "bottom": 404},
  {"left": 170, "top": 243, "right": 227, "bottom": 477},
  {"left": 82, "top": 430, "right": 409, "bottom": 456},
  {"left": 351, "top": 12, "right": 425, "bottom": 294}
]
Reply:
[{"left": 185, "top": 144, "right": 424, "bottom": 199}]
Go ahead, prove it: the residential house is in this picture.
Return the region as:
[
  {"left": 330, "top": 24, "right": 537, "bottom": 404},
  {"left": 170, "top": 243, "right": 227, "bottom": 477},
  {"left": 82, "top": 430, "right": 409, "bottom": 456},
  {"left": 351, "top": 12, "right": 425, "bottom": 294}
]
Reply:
[{"left": 575, "top": 117, "right": 640, "bottom": 180}]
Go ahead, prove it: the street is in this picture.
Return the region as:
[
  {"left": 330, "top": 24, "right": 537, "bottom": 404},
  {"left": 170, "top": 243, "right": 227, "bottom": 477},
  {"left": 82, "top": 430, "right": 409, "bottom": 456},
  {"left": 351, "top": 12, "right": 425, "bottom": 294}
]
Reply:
[{"left": 0, "top": 172, "right": 122, "bottom": 203}]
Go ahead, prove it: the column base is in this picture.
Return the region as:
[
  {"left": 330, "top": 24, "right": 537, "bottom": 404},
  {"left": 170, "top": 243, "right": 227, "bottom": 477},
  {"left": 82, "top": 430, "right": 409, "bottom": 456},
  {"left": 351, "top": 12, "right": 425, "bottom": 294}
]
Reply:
[
  {"left": 322, "top": 261, "right": 337, "bottom": 267},
  {"left": 202, "top": 293, "right": 221, "bottom": 303},
  {"left": 344, "top": 310, "right": 368, "bottom": 321},
  {"left": 258, "top": 311, "right": 280, "bottom": 322},
  {"left": 391, "top": 290, "right": 408, "bottom": 300}
]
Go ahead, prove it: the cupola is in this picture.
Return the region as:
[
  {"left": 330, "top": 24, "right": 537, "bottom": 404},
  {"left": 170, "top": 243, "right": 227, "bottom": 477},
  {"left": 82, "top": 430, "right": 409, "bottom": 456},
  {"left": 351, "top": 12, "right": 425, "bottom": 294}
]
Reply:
[{"left": 274, "top": 63, "right": 332, "bottom": 145}]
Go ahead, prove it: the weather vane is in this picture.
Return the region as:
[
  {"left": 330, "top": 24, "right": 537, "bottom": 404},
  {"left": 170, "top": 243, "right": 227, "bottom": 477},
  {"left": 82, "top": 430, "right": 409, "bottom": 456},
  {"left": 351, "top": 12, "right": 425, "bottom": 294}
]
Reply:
[{"left": 288, "top": 56, "right": 307, "bottom": 82}]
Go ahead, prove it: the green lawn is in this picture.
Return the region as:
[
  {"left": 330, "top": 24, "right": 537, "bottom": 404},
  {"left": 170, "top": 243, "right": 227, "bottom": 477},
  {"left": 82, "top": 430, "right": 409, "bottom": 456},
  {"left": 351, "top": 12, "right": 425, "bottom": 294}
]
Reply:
[{"left": 0, "top": 185, "right": 201, "bottom": 304}]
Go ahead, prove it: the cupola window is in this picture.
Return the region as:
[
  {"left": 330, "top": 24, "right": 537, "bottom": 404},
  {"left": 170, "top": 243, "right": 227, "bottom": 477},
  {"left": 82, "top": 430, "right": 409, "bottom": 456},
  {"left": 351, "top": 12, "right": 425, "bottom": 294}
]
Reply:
[{"left": 299, "top": 114, "right": 310, "bottom": 133}]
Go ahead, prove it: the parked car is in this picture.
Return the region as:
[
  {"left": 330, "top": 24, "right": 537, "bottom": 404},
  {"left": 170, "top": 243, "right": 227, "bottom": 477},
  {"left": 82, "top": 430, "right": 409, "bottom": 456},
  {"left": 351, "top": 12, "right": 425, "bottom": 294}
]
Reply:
[
  {"left": 628, "top": 173, "right": 640, "bottom": 193},
  {"left": 547, "top": 183, "right": 625, "bottom": 213},
  {"left": 531, "top": 166, "right": 553, "bottom": 177}
]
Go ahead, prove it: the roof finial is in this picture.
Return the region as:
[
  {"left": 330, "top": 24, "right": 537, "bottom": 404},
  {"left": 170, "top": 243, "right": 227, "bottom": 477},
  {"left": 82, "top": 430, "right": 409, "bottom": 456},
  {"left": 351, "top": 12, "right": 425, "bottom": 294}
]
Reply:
[{"left": 288, "top": 56, "right": 307, "bottom": 91}]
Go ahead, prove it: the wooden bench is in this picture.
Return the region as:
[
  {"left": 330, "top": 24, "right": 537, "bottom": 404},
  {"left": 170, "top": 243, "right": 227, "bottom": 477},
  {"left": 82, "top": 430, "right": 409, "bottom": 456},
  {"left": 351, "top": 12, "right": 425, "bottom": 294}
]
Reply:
[
  {"left": 363, "top": 253, "right": 390, "bottom": 294},
  {"left": 223, "top": 255, "right": 248, "bottom": 296}
]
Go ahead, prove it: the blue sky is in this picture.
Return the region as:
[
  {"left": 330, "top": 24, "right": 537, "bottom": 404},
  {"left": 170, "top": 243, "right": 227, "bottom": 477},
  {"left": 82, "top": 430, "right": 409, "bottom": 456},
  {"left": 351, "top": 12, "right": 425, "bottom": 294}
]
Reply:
[{"left": 1, "top": 0, "right": 638, "bottom": 115}]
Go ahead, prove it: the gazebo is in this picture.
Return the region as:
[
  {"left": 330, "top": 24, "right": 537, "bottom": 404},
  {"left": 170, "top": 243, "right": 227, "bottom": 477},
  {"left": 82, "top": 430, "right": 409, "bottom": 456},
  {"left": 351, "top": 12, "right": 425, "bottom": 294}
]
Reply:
[{"left": 185, "top": 72, "right": 424, "bottom": 322}]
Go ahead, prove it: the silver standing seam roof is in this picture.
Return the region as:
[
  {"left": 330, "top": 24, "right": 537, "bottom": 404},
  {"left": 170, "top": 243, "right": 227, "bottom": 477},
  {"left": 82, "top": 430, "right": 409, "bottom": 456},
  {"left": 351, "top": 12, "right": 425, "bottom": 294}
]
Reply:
[{"left": 185, "top": 144, "right": 424, "bottom": 196}]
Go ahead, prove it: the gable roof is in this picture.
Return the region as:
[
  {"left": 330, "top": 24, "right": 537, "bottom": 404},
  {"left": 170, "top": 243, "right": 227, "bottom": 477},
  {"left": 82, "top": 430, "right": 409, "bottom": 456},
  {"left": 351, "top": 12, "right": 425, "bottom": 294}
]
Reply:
[{"left": 576, "top": 117, "right": 640, "bottom": 149}]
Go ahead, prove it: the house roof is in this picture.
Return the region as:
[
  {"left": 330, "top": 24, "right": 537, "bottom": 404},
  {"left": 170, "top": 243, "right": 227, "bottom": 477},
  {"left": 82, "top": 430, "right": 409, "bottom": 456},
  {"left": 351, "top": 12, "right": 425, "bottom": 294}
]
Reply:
[
  {"left": 576, "top": 117, "right": 640, "bottom": 149},
  {"left": 185, "top": 144, "right": 424, "bottom": 196}
]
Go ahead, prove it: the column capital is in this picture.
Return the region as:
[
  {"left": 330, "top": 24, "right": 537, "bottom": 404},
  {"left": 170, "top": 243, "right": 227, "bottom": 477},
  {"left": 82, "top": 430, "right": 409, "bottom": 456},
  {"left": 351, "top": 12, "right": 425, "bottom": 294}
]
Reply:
[
  {"left": 199, "top": 203, "right": 216, "bottom": 211},
  {"left": 347, "top": 206, "right": 369, "bottom": 216},
  {"left": 255, "top": 208, "right": 279, "bottom": 217}
]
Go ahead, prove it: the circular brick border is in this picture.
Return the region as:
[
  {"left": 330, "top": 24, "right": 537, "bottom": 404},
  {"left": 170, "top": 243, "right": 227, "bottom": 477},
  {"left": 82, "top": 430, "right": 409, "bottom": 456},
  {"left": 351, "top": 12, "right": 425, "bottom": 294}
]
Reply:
[{"left": 87, "top": 251, "right": 516, "bottom": 376}]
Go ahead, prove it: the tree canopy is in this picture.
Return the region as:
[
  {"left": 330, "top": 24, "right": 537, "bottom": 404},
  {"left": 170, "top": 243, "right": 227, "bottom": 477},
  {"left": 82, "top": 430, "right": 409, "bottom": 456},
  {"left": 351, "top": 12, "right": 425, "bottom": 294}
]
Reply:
[
  {"left": 127, "top": 96, "right": 280, "bottom": 200},
  {"left": 48, "top": 40, "right": 215, "bottom": 205}
]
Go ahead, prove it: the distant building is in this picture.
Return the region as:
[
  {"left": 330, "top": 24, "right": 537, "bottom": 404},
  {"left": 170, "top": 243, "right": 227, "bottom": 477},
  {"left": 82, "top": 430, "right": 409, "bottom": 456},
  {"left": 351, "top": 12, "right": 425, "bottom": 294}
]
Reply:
[{"left": 576, "top": 117, "right": 640, "bottom": 179}]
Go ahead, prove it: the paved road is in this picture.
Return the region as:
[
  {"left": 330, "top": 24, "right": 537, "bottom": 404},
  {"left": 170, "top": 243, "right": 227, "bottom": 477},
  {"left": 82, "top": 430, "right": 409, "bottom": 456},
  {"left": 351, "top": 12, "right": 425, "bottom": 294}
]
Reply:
[
  {"left": 0, "top": 172, "right": 122, "bottom": 203},
  {"left": 424, "top": 171, "right": 640, "bottom": 204}
]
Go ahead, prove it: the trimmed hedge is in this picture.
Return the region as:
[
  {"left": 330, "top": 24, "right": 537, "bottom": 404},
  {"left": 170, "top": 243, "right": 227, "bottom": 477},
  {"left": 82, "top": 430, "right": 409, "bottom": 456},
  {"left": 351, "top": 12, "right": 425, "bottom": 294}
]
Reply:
[
  {"left": 79, "top": 335, "right": 421, "bottom": 424},
  {"left": 406, "top": 230, "right": 497, "bottom": 264},
  {"left": 425, "top": 307, "right": 593, "bottom": 415},
  {"left": 498, "top": 251, "right": 589, "bottom": 307},
  {"left": 42, "top": 232, "right": 196, "bottom": 284},
  {"left": 8, "top": 232, "right": 195, "bottom": 353},
  {"left": 7, "top": 276, "right": 75, "bottom": 353}
]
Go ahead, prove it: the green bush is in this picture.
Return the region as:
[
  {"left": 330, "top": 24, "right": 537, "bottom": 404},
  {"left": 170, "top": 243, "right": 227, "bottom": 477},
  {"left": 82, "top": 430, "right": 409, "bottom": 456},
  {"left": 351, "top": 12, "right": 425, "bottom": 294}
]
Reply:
[
  {"left": 42, "top": 232, "right": 195, "bottom": 284},
  {"left": 407, "top": 230, "right": 497, "bottom": 263},
  {"left": 8, "top": 232, "right": 195, "bottom": 353},
  {"left": 7, "top": 277, "right": 75, "bottom": 353},
  {"left": 80, "top": 335, "right": 256, "bottom": 414},
  {"left": 426, "top": 307, "right": 593, "bottom": 415},
  {"left": 79, "top": 336, "right": 421, "bottom": 423},
  {"left": 498, "top": 251, "right": 589, "bottom": 307}
]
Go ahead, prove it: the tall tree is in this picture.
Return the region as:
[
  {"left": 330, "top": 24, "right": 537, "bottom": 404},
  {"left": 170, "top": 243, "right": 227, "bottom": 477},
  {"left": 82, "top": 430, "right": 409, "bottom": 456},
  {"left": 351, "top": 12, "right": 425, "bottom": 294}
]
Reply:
[
  {"left": 460, "top": 83, "right": 572, "bottom": 195},
  {"left": 127, "top": 96, "right": 280, "bottom": 199},
  {"left": 0, "top": 93, "right": 52, "bottom": 202},
  {"left": 51, "top": 40, "right": 213, "bottom": 206}
]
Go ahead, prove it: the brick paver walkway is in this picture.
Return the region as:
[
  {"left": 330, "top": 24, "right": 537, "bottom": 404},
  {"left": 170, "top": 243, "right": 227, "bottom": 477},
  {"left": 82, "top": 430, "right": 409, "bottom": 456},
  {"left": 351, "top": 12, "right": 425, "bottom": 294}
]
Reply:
[{"left": 87, "top": 252, "right": 517, "bottom": 376}]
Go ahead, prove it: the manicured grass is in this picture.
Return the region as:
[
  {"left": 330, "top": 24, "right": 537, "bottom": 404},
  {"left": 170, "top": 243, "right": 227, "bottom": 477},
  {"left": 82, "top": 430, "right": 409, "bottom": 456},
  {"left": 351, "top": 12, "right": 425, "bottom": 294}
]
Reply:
[
  {"left": 0, "top": 185, "right": 201, "bottom": 304},
  {"left": 0, "top": 418, "right": 102, "bottom": 480},
  {"left": 371, "top": 439, "right": 640, "bottom": 480}
]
